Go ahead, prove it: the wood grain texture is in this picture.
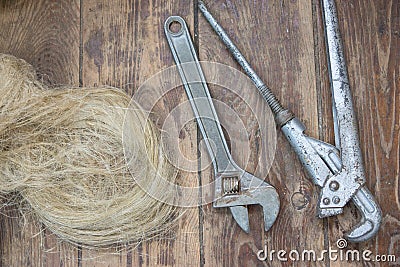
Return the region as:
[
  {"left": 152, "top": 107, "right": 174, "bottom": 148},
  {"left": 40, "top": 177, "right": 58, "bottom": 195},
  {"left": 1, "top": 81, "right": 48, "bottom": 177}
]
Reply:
[
  {"left": 0, "top": 0, "right": 399, "bottom": 266},
  {"left": 0, "top": 0, "right": 80, "bottom": 266},
  {"left": 198, "top": 1, "right": 326, "bottom": 266},
  {"left": 328, "top": 0, "right": 400, "bottom": 266},
  {"left": 81, "top": 0, "right": 200, "bottom": 266},
  {"left": 0, "top": 0, "right": 80, "bottom": 86}
]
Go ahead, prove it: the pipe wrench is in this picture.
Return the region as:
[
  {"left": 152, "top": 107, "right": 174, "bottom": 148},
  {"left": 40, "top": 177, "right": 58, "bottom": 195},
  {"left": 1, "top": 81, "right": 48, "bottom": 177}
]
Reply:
[
  {"left": 164, "top": 16, "right": 280, "bottom": 233},
  {"left": 198, "top": 0, "right": 382, "bottom": 242}
]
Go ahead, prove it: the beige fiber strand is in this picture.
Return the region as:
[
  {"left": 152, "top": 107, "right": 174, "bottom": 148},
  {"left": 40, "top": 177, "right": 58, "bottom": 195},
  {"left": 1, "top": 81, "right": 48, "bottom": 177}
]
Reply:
[{"left": 0, "top": 53, "right": 179, "bottom": 247}]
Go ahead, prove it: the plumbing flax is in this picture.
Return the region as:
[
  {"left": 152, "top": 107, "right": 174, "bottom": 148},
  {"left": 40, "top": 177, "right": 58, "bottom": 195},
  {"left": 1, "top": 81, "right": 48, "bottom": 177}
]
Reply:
[{"left": 0, "top": 53, "right": 179, "bottom": 248}]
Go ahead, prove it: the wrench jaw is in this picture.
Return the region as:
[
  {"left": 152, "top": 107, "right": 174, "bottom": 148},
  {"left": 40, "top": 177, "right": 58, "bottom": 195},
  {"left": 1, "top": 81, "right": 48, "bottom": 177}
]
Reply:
[
  {"left": 164, "top": 16, "right": 280, "bottom": 234},
  {"left": 251, "top": 183, "right": 280, "bottom": 232},
  {"left": 229, "top": 206, "right": 250, "bottom": 233},
  {"left": 213, "top": 171, "right": 280, "bottom": 233},
  {"left": 309, "top": 136, "right": 382, "bottom": 241},
  {"left": 315, "top": 151, "right": 382, "bottom": 241},
  {"left": 345, "top": 219, "right": 380, "bottom": 243},
  {"left": 344, "top": 187, "right": 382, "bottom": 242},
  {"left": 318, "top": 186, "right": 382, "bottom": 242},
  {"left": 317, "top": 207, "right": 343, "bottom": 218}
]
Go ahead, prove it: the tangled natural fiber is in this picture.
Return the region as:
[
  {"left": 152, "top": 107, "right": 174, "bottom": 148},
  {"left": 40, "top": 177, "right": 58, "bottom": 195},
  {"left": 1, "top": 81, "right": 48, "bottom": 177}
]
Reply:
[{"left": 0, "top": 54, "right": 178, "bottom": 247}]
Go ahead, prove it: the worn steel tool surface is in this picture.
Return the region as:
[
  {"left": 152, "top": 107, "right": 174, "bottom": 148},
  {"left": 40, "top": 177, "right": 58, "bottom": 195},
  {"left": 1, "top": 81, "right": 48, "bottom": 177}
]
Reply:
[
  {"left": 198, "top": 0, "right": 382, "bottom": 242},
  {"left": 164, "top": 16, "right": 280, "bottom": 233}
]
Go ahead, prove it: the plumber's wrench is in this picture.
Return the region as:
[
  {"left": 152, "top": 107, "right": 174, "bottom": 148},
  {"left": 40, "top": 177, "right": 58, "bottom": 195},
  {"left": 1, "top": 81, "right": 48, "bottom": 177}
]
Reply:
[
  {"left": 164, "top": 16, "right": 280, "bottom": 233},
  {"left": 198, "top": 0, "right": 381, "bottom": 242}
]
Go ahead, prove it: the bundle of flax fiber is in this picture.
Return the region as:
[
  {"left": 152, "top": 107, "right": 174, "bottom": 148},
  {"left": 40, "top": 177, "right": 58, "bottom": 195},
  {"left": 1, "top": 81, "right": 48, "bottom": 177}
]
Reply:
[{"left": 0, "top": 53, "right": 178, "bottom": 247}]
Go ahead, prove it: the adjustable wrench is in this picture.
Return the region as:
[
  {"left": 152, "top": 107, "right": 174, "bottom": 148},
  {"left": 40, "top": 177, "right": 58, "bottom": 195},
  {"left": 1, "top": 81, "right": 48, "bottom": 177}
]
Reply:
[
  {"left": 198, "top": 0, "right": 382, "bottom": 242},
  {"left": 164, "top": 16, "right": 280, "bottom": 233}
]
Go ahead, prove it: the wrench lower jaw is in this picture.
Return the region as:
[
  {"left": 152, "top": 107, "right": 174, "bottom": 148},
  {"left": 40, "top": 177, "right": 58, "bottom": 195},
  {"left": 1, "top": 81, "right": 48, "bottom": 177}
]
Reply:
[
  {"left": 317, "top": 209, "right": 379, "bottom": 243},
  {"left": 345, "top": 209, "right": 382, "bottom": 243},
  {"left": 230, "top": 206, "right": 250, "bottom": 233},
  {"left": 344, "top": 219, "right": 375, "bottom": 243},
  {"left": 344, "top": 187, "right": 382, "bottom": 242},
  {"left": 213, "top": 184, "right": 280, "bottom": 233},
  {"left": 317, "top": 207, "right": 343, "bottom": 218}
]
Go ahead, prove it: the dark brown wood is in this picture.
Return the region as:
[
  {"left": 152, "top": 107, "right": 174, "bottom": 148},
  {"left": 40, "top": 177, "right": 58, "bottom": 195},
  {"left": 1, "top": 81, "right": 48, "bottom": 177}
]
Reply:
[
  {"left": 0, "top": 1, "right": 80, "bottom": 266},
  {"left": 0, "top": 0, "right": 399, "bottom": 266}
]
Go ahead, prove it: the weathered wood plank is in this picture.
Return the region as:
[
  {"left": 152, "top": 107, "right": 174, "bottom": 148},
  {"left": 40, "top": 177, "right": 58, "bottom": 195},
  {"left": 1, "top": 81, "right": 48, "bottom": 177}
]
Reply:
[
  {"left": 322, "top": 0, "right": 400, "bottom": 265},
  {"left": 0, "top": 0, "right": 80, "bottom": 266},
  {"left": 312, "top": 1, "right": 361, "bottom": 266},
  {"left": 0, "top": 0, "right": 80, "bottom": 86},
  {"left": 81, "top": 0, "right": 200, "bottom": 266},
  {"left": 0, "top": 0, "right": 398, "bottom": 266},
  {"left": 198, "top": 0, "right": 325, "bottom": 266}
]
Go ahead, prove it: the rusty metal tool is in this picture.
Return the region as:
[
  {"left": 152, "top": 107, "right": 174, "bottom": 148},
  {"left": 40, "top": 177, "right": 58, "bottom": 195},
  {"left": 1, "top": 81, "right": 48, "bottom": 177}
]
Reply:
[
  {"left": 164, "top": 16, "right": 280, "bottom": 233},
  {"left": 198, "top": 0, "right": 382, "bottom": 242}
]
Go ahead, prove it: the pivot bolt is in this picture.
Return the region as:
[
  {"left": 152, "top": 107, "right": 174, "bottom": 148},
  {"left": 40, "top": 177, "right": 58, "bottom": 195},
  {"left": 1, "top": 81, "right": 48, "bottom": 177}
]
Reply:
[
  {"left": 333, "top": 196, "right": 340, "bottom": 204},
  {"left": 329, "top": 181, "right": 339, "bottom": 191}
]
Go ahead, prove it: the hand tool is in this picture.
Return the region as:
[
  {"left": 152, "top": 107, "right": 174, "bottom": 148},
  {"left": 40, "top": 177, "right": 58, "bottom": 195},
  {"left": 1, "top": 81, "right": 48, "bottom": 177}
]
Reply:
[
  {"left": 164, "top": 16, "right": 280, "bottom": 233},
  {"left": 198, "top": 0, "right": 382, "bottom": 242}
]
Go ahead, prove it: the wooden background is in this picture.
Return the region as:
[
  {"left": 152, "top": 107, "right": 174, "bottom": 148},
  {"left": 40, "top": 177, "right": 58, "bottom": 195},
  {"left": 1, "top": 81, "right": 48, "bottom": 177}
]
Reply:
[{"left": 0, "top": 0, "right": 399, "bottom": 266}]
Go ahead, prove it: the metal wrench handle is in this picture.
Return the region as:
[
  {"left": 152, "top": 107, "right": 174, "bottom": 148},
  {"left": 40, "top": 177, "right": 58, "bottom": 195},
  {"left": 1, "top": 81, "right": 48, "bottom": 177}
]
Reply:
[
  {"left": 164, "top": 16, "right": 281, "bottom": 233},
  {"left": 321, "top": 0, "right": 382, "bottom": 242},
  {"left": 198, "top": 0, "right": 381, "bottom": 241},
  {"left": 198, "top": 0, "right": 294, "bottom": 126},
  {"left": 164, "top": 16, "right": 236, "bottom": 174},
  {"left": 198, "top": 0, "right": 362, "bottom": 205},
  {"left": 319, "top": 0, "right": 365, "bottom": 202}
]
